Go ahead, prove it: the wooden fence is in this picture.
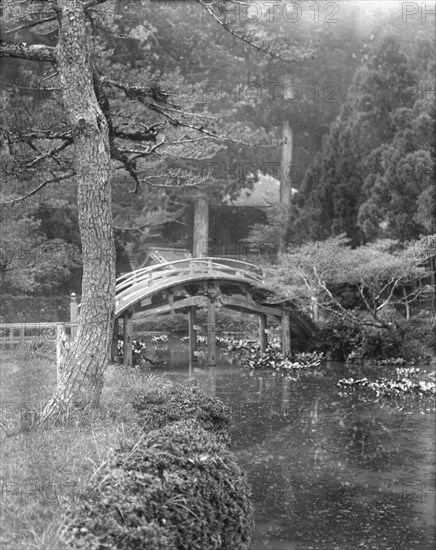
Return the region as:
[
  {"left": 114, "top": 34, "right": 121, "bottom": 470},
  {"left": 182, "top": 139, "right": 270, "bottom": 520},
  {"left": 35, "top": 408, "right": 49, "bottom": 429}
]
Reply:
[{"left": 0, "top": 322, "right": 78, "bottom": 347}]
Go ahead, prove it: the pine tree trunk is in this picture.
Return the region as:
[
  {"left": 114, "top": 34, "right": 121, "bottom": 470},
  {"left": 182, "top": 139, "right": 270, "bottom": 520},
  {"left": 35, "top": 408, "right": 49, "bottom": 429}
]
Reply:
[{"left": 40, "top": 0, "right": 115, "bottom": 421}]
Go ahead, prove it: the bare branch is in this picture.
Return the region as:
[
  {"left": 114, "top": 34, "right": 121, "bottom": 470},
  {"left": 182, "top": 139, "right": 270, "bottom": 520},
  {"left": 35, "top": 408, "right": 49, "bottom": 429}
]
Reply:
[
  {"left": 5, "top": 16, "right": 58, "bottom": 34},
  {"left": 375, "top": 278, "right": 402, "bottom": 312},
  {"left": 84, "top": 0, "right": 112, "bottom": 9},
  {"left": 9, "top": 130, "right": 72, "bottom": 143},
  {"left": 0, "top": 171, "right": 74, "bottom": 206},
  {"left": 196, "top": 0, "right": 306, "bottom": 64},
  {"left": 137, "top": 171, "right": 205, "bottom": 189},
  {"left": 19, "top": 140, "right": 71, "bottom": 171},
  {"left": 102, "top": 78, "right": 173, "bottom": 105},
  {"left": 162, "top": 151, "right": 217, "bottom": 161},
  {"left": 319, "top": 302, "right": 387, "bottom": 329},
  {"left": 116, "top": 139, "right": 165, "bottom": 158}
]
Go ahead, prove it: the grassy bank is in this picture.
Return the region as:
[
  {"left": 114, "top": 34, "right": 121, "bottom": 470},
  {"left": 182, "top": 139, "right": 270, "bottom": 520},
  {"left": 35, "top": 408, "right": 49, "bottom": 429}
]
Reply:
[{"left": 0, "top": 354, "right": 252, "bottom": 550}]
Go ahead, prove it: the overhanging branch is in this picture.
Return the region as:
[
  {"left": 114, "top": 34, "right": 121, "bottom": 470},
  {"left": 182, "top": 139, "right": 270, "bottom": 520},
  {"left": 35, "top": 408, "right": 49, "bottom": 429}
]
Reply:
[
  {"left": 19, "top": 140, "right": 71, "bottom": 171},
  {"left": 0, "top": 171, "right": 75, "bottom": 206},
  {"left": 196, "top": 0, "right": 307, "bottom": 64},
  {"left": 114, "top": 123, "right": 164, "bottom": 142},
  {"left": 0, "top": 40, "right": 55, "bottom": 63},
  {"left": 8, "top": 130, "right": 72, "bottom": 143}
]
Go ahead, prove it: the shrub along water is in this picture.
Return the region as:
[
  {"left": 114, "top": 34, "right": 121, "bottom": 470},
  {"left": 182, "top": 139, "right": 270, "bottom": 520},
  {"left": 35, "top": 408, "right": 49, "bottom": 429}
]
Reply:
[
  {"left": 65, "top": 381, "right": 252, "bottom": 550},
  {"left": 310, "top": 317, "right": 434, "bottom": 363},
  {"left": 131, "top": 381, "right": 232, "bottom": 441},
  {"left": 66, "top": 420, "right": 253, "bottom": 550}
]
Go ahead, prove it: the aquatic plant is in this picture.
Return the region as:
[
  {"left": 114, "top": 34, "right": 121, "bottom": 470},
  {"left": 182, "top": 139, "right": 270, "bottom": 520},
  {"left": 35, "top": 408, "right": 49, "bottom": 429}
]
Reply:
[
  {"left": 180, "top": 335, "right": 283, "bottom": 355},
  {"left": 395, "top": 367, "right": 421, "bottom": 378},
  {"left": 374, "top": 357, "right": 407, "bottom": 366},
  {"left": 337, "top": 373, "right": 436, "bottom": 398},
  {"left": 151, "top": 334, "right": 168, "bottom": 342},
  {"left": 346, "top": 355, "right": 430, "bottom": 366},
  {"left": 243, "top": 347, "right": 324, "bottom": 371},
  {"left": 117, "top": 340, "right": 163, "bottom": 367}
]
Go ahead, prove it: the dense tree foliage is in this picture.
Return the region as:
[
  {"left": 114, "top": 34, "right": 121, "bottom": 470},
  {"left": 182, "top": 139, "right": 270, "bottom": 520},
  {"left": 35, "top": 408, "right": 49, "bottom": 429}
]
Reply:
[{"left": 290, "top": 32, "right": 435, "bottom": 244}]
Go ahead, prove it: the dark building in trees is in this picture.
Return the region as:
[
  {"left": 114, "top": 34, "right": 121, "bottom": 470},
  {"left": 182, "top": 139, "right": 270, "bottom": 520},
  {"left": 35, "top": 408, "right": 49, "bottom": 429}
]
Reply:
[{"left": 144, "top": 173, "right": 289, "bottom": 263}]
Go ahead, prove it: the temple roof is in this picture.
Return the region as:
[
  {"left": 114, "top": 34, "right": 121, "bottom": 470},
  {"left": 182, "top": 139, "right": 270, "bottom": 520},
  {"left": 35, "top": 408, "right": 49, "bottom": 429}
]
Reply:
[
  {"left": 144, "top": 247, "right": 192, "bottom": 266},
  {"left": 224, "top": 172, "right": 297, "bottom": 208}
]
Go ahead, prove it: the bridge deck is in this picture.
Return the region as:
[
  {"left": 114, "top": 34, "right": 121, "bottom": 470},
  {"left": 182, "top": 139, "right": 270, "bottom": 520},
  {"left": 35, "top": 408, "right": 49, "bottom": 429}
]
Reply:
[{"left": 115, "top": 257, "right": 265, "bottom": 318}]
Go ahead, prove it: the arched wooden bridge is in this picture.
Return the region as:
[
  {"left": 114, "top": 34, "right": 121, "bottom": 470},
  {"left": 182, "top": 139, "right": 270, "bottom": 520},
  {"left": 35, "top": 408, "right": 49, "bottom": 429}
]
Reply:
[{"left": 113, "top": 258, "right": 317, "bottom": 366}]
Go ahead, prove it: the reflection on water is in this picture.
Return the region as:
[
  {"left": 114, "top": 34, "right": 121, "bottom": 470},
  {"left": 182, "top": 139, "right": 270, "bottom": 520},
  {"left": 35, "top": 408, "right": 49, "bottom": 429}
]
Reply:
[{"left": 148, "top": 339, "right": 435, "bottom": 550}]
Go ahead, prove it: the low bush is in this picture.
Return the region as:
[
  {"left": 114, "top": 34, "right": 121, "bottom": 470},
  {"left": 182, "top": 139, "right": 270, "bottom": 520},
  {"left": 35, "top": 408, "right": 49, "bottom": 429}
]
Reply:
[
  {"left": 311, "top": 317, "right": 434, "bottom": 362},
  {"left": 310, "top": 318, "right": 362, "bottom": 361},
  {"left": 358, "top": 320, "right": 433, "bottom": 362},
  {"left": 131, "top": 382, "right": 232, "bottom": 441},
  {"left": 395, "top": 318, "right": 435, "bottom": 357},
  {"left": 358, "top": 325, "right": 403, "bottom": 360},
  {"left": 66, "top": 420, "right": 253, "bottom": 550}
]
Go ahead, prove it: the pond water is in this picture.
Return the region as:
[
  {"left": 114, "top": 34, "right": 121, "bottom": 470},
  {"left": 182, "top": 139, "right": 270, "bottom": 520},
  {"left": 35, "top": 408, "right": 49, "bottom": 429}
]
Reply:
[{"left": 147, "top": 339, "right": 435, "bottom": 550}]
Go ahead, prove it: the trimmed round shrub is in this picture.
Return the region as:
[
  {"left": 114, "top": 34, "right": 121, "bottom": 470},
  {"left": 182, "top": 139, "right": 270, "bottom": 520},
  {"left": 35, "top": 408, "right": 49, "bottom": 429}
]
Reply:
[
  {"left": 131, "top": 382, "right": 232, "bottom": 440},
  {"left": 66, "top": 420, "right": 253, "bottom": 550}
]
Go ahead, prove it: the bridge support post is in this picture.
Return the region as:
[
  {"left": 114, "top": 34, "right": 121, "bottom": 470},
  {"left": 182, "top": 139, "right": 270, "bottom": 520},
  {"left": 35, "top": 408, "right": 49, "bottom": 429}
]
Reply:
[
  {"left": 207, "top": 296, "right": 216, "bottom": 366},
  {"left": 70, "top": 293, "right": 78, "bottom": 339},
  {"left": 281, "top": 311, "right": 291, "bottom": 354},
  {"left": 168, "top": 291, "right": 175, "bottom": 319},
  {"left": 188, "top": 306, "right": 198, "bottom": 363},
  {"left": 259, "top": 313, "right": 268, "bottom": 352},
  {"left": 111, "top": 318, "right": 120, "bottom": 364},
  {"left": 123, "top": 311, "right": 133, "bottom": 366}
]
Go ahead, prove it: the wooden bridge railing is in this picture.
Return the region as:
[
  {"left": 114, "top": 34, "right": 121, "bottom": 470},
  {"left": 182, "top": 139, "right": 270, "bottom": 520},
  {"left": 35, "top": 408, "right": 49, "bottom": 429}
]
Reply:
[
  {"left": 116, "top": 257, "right": 263, "bottom": 289},
  {"left": 115, "top": 257, "right": 264, "bottom": 316}
]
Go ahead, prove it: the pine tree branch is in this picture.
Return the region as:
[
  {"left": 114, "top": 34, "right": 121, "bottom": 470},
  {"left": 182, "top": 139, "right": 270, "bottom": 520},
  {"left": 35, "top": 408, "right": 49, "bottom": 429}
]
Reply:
[
  {"left": 113, "top": 123, "right": 164, "bottom": 142},
  {"left": 0, "top": 40, "right": 55, "bottom": 62},
  {"left": 104, "top": 78, "right": 279, "bottom": 148}
]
